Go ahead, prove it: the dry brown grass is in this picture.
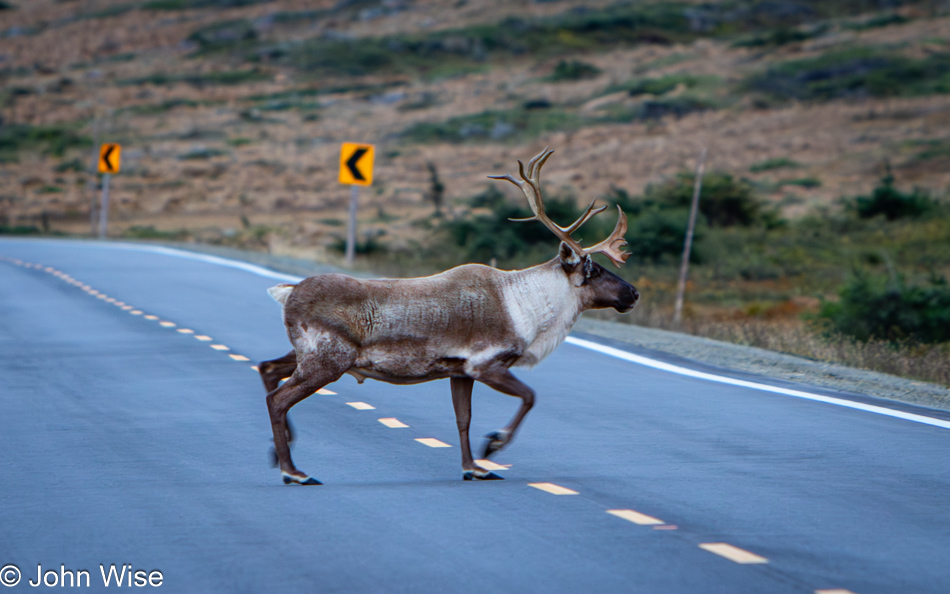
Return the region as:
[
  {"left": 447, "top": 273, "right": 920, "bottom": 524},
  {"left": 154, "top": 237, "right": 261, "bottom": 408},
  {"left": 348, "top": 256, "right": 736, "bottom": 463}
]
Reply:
[{"left": 621, "top": 299, "right": 950, "bottom": 387}]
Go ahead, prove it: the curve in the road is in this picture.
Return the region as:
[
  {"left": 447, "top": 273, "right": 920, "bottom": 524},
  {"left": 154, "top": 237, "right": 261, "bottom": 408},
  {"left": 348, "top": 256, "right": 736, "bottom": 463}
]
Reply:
[{"left": 54, "top": 240, "right": 950, "bottom": 433}]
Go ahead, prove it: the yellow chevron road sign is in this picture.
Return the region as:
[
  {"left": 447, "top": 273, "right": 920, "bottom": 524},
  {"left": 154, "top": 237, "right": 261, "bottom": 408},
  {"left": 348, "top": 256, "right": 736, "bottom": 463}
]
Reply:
[{"left": 339, "top": 143, "right": 374, "bottom": 186}]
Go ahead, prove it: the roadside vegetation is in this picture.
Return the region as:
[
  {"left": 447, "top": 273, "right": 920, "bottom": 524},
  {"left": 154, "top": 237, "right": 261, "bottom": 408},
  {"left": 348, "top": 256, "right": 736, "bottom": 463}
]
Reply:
[{"left": 357, "top": 170, "right": 950, "bottom": 387}]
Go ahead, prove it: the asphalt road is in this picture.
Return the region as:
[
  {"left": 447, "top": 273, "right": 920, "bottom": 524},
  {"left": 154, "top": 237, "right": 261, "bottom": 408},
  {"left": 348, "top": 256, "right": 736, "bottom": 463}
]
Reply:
[{"left": 1, "top": 238, "right": 948, "bottom": 594}]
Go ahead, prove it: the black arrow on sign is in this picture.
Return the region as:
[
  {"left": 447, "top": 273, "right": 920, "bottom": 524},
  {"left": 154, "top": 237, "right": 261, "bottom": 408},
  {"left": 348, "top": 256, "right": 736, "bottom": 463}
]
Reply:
[
  {"left": 345, "top": 147, "right": 368, "bottom": 181},
  {"left": 102, "top": 145, "right": 116, "bottom": 173}
]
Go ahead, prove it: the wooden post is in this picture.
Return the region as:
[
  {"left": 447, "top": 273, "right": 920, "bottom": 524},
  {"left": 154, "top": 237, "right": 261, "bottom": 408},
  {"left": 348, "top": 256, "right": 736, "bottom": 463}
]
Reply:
[
  {"left": 673, "top": 147, "right": 707, "bottom": 326},
  {"left": 88, "top": 113, "right": 102, "bottom": 236},
  {"left": 345, "top": 184, "right": 358, "bottom": 267}
]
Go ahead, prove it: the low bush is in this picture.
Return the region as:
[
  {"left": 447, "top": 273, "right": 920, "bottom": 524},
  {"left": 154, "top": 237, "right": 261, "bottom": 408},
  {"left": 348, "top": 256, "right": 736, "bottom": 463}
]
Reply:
[
  {"left": 642, "top": 171, "right": 777, "bottom": 228},
  {"left": 187, "top": 20, "right": 257, "bottom": 53},
  {"left": 851, "top": 169, "right": 936, "bottom": 220},
  {"left": 122, "top": 226, "right": 189, "bottom": 240},
  {"left": 402, "top": 108, "right": 581, "bottom": 143},
  {"left": 744, "top": 48, "right": 950, "bottom": 101},
  {"left": 816, "top": 271, "right": 950, "bottom": 344},
  {"left": 0, "top": 123, "right": 91, "bottom": 158},
  {"left": 749, "top": 157, "right": 800, "bottom": 172},
  {"left": 548, "top": 60, "right": 602, "bottom": 82}
]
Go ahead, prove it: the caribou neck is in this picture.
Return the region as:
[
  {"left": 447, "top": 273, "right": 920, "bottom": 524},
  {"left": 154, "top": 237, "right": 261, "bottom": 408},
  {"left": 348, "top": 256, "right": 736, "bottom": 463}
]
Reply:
[{"left": 501, "top": 258, "right": 582, "bottom": 368}]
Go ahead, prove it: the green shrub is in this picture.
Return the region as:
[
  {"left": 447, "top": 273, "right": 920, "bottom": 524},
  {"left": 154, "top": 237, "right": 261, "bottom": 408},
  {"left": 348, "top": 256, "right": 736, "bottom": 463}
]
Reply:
[
  {"left": 749, "top": 157, "right": 800, "bottom": 172},
  {"left": 627, "top": 208, "right": 704, "bottom": 263},
  {"left": 0, "top": 224, "right": 41, "bottom": 235},
  {"left": 732, "top": 23, "right": 828, "bottom": 48},
  {"left": 605, "top": 96, "right": 715, "bottom": 122},
  {"left": 816, "top": 271, "right": 950, "bottom": 343},
  {"left": 744, "top": 48, "right": 950, "bottom": 101},
  {"left": 402, "top": 108, "right": 581, "bottom": 144},
  {"left": 122, "top": 226, "right": 189, "bottom": 240},
  {"left": 852, "top": 169, "right": 936, "bottom": 220},
  {"left": 178, "top": 148, "right": 228, "bottom": 160},
  {"left": 188, "top": 20, "right": 257, "bottom": 53},
  {"left": 437, "top": 186, "right": 617, "bottom": 264},
  {"left": 843, "top": 13, "right": 909, "bottom": 31},
  {"left": 0, "top": 123, "right": 91, "bottom": 157},
  {"left": 548, "top": 60, "right": 602, "bottom": 82},
  {"left": 330, "top": 230, "right": 388, "bottom": 256},
  {"left": 643, "top": 171, "right": 775, "bottom": 227}
]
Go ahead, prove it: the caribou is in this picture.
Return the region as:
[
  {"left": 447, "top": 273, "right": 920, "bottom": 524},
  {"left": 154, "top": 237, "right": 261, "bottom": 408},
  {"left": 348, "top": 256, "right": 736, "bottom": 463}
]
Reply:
[{"left": 260, "top": 148, "right": 639, "bottom": 485}]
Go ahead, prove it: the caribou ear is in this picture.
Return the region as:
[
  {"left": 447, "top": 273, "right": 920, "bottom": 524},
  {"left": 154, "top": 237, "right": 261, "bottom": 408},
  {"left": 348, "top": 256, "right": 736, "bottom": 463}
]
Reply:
[{"left": 558, "top": 241, "right": 582, "bottom": 268}]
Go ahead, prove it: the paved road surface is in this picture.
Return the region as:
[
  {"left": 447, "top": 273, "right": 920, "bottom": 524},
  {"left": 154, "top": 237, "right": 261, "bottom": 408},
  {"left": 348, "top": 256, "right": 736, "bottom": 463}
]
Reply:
[{"left": 1, "top": 239, "right": 948, "bottom": 593}]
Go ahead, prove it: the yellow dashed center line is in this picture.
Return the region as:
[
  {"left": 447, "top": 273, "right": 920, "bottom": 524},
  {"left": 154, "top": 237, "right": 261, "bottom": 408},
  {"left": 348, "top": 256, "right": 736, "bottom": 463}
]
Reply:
[
  {"left": 195, "top": 335, "right": 213, "bottom": 341},
  {"left": 159, "top": 321, "right": 176, "bottom": 328},
  {"left": 346, "top": 402, "right": 375, "bottom": 410},
  {"left": 607, "top": 509, "right": 665, "bottom": 525},
  {"left": 815, "top": 590, "right": 859, "bottom": 594},
  {"left": 528, "top": 482, "right": 578, "bottom": 495},
  {"left": 316, "top": 388, "right": 336, "bottom": 395},
  {"left": 210, "top": 344, "right": 230, "bottom": 351},
  {"left": 177, "top": 328, "right": 194, "bottom": 334},
  {"left": 229, "top": 354, "right": 250, "bottom": 361},
  {"left": 121, "top": 305, "right": 133, "bottom": 310},
  {"left": 130, "top": 310, "right": 143, "bottom": 315},
  {"left": 378, "top": 418, "right": 409, "bottom": 428},
  {"left": 250, "top": 365, "right": 260, "bottom": 372},
  {"left": 415, "top": 438, "right": 451, "bottom": 448},
  {"left": 474, "top": 459, "right": 510, "bottom": 471},
  {"left": 698, "top": 543, "right": 768, "bottom": 564}
]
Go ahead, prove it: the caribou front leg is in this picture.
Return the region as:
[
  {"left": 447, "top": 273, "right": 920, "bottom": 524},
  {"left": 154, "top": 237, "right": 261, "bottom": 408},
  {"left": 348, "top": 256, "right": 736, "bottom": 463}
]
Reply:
[
  {"left": 471, "top": 365, "right": 535, "bottom": 459},
  {"left": 451, "top": 377, "right": 503, "bottom": 481}
]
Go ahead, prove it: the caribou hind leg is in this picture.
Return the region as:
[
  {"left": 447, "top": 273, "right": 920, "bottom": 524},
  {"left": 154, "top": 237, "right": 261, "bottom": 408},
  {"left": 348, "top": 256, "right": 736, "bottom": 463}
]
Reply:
[
  {"left": 451, "top": 377, "right": 504, "bottom": 481},
  {"left": 259, "top": 350, "right": 297, "bottom": 393},
  {"left": 265, "top": 348, "right": 353, "bottom": 485},
  {"left": 471, "top": 365, "right": 535, "bottom": 459},
  {"left": 260, "top": 350, "right": 299, "bottom": 462}
]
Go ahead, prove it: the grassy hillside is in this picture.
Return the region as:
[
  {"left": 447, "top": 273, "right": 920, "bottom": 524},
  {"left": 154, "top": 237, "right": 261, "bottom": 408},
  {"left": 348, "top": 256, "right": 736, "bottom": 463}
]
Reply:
[{"left": 1, "top": 0, "right": 949, "bottom": 384}]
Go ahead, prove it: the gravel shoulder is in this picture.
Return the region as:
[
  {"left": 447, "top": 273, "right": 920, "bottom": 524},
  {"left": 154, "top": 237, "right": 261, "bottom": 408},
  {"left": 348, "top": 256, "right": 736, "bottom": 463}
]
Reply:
[{"left": 147, "top": 241, "right": 950, "bottom": 414}]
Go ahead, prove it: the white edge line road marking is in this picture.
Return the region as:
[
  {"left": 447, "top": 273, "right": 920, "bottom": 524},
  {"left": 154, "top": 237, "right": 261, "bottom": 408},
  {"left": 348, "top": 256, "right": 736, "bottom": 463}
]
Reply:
[
  {"left": 528, "top": 482, "right": 578, "bottom": 495},
  {"left": 12, "top": 240, "right": 945, "bottom": 431},
  {"left": 698, "top": 543, "right": 768, "bottom": 564},
  {"left": 607, "top": 509, "right": 664, "bottom": 525},
  {"left": 565, "top": 336, "right": 950, "bottom": 430}
]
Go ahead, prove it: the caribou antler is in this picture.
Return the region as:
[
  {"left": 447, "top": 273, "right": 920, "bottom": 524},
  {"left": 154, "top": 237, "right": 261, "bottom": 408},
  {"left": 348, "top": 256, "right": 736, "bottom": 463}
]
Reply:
[{"left": 488, "top": 148, "right": 630, "bottom": 268}]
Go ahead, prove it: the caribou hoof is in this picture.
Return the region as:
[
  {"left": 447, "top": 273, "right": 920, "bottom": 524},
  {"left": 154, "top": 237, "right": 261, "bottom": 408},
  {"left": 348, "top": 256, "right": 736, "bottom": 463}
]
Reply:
[
  {"left": 481, "top": 430, "right": 510, "bottom": 458},
  {"left": 463, "top": 469, "right": 504, "bottom": 481},
  {"left": 282, "top": 472, "right": 323, "bottom": 485}
]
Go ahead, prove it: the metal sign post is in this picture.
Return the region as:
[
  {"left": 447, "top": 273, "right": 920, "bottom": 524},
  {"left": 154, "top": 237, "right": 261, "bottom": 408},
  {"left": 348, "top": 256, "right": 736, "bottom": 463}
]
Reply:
[
  {"left": 97, "top": 143, "right": 121, "bottom": 240},
  {"left": 98, "top": 173, "right": 111, "bottom": 239},
  {"left": 345, "top": 185, "right": 359, "bottom": 266},
  {"left": 338, "top": 143, "right": 375, "bottom": 267}
]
